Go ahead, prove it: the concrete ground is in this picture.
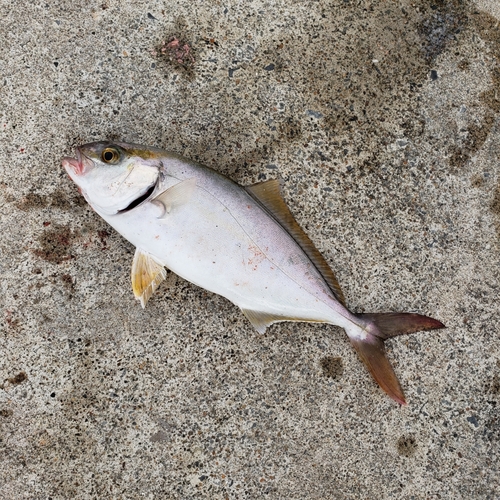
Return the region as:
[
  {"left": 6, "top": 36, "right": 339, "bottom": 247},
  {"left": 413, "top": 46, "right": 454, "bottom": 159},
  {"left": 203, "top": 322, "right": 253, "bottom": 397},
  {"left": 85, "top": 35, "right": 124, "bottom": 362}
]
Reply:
[{"left": 1, "top": 0, "right": 499, "bottom": 498}]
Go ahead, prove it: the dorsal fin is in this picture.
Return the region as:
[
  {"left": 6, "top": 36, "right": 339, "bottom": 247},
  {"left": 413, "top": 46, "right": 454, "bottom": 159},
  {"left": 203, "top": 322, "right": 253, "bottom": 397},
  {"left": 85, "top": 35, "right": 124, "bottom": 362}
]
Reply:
[{"left": 245, "top": 179, "right": 346, "bottom": 306}]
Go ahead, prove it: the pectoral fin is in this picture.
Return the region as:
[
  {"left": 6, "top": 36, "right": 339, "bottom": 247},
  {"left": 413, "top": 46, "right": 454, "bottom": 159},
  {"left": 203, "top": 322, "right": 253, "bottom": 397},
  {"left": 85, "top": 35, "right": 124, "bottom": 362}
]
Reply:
[
  {"left": 152, "top": 177, "right": 197, "bottom": 218},
  {"left": 131, "top": 248, "right": 167, "bottom": 308}
]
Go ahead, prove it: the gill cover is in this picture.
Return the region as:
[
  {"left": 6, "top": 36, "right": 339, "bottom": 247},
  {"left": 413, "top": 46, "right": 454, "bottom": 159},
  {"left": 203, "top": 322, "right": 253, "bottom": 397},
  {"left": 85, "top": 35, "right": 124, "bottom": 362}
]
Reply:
[{"left": 68, "top": 142, "right": 161, "bottom": 215}]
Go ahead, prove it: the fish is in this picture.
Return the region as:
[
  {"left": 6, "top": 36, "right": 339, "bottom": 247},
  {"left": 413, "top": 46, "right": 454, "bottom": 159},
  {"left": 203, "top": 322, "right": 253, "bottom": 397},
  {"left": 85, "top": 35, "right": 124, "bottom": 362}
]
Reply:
[{"left": 62, "top": 141, "right": 445, "bottom": 405}]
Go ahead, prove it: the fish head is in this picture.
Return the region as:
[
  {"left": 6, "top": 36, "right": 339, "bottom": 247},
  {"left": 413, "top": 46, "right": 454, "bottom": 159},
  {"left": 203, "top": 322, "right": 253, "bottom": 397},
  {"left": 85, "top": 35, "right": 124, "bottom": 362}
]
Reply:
[{"left": 62, "top": 141, "right": 161, "bottom": 215}]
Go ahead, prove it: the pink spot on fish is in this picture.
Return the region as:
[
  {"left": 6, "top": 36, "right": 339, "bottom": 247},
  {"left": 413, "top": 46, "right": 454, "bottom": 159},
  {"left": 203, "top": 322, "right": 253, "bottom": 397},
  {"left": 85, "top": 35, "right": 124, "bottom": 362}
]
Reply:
[{"left": 246, "top": 243, "right": 266, "bottom": 270}]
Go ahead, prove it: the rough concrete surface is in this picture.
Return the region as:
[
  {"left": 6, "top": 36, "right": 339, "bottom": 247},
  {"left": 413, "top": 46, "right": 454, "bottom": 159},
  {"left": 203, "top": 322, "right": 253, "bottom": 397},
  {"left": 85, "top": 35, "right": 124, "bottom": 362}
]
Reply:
[{"left": 1, "top": 0, "right": 499, "bottom": 498}]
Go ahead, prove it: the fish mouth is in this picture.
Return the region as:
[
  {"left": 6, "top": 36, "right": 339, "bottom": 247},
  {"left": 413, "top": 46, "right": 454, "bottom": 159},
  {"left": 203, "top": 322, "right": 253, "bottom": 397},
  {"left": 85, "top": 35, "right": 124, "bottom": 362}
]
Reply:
[
  {"left": 118, "top": 179, "right": 158, "bottom": 213},
  {"left": 62, "top": 148, "right": 86, "bottom": 176}
]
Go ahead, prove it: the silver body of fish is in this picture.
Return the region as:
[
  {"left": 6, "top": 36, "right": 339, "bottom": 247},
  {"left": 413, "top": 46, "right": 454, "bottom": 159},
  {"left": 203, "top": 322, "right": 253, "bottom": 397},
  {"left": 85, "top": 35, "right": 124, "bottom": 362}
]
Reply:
[{"left": 63, "top": 142, "right": 444, "bottom": 404}]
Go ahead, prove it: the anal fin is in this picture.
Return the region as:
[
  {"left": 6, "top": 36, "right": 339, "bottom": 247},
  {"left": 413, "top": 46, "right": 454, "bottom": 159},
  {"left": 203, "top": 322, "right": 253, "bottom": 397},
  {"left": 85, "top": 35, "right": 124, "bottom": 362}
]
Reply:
[
  {"left": 131, "top": 248, "right": 167, "bottom": 308},
  {"left": 241, "top": 308, "right": 320, "bottom": 333},
  {"left": 241, "top": 309, "right": 289, "bottom": 334}
]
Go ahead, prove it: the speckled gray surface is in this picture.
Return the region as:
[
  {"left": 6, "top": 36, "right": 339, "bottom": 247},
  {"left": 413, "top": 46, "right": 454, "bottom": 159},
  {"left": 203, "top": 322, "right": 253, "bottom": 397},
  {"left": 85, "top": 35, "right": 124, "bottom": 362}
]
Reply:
[{"left": 1, "top": 0, "right": 499, "bottom": 498}]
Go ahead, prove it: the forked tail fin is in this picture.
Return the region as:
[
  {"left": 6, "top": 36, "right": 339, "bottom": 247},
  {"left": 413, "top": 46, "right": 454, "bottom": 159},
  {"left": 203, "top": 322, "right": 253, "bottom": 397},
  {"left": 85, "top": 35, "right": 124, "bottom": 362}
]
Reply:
[{"left": 350, "top": 313, "right": 445, "bottom": 405}]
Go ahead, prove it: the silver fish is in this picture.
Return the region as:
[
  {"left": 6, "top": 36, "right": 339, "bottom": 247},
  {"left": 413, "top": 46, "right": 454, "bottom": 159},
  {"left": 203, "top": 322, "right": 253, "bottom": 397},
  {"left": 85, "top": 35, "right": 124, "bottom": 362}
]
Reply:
[{"left": 62, "top": 141, "right": 444, "bottom": 404}]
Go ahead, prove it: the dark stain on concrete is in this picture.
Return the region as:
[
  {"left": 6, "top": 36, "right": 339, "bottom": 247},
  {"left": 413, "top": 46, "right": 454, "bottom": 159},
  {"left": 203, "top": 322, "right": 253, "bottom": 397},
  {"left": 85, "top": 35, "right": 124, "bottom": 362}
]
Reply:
[
  {"left": 448, "top": 10, "right": 500, "bottom": 169},
  {"left": 397, "top": 435, "right": 418, "bottom": 457},
  {"left": 7, "top": 371, "right": 28, "bottom": 385},
  {"left": 237, "top": 2, "right": 499, "bottom": 181},
  {"left": 278, "top": 116, "right": 302, "bottom": 143},
  {"left": 470, "top": 173, "right": 485, "bottom": 188},
  {"left": 475, "top": 11, "right": 500, "bottom": 112},
  {"left": 2, "top": 371, "right": 28, "bottom": 390},
  {"left": 16, "top": 188, "right": 86, "bottom": 211},
  {"left": 50, "top": 188, "right": 86, "bottom": 209},
  {"left": 0, "top": 408, "right": 14, "bottom": 418},
  {"left": 16, "top": 192, "right": 47, "bottom": 210},
  {"left": 257, "top": 0, "right": 469, "bottom": 171},
  {"left": 458, "top": 58, "right": 470, "bottom": 71},
  {"left": 47, "top": 189, "right": 73, "bottom": 210},
  {"left": 491, "top": 183, "right": 500, "bottom": 238},
  {"left": 483, "top": 414, "right": 500, "bottom": 442},
  {"left": 4, "top": 309, "right": 20, "bottom": 330},
  {"left": 60, "top": 274, "right": 75, "bottom": 293},
  {"left": 491, "top": 373, "right": 500, "bottom": 396},
  {"left": 491, "top": 360, "right": 500, "bottom": 395},
  {"left": 492, "top": 184, "right": 500, "bottom": 216},
  {"left": 418, "top": 0, "right": 468, "bottom": 63},
  {"left": 34, "top": 224, "right": 77, "bottom": 264},
  {"left": 149, "top": 1, "right": 479, "bottom": 185},
  {"left": 97, "top": 229, "right": 110, "bottom": 250},
  {"left": 320, "top": 356, "right": 344, "bottom": 380},
  {"left": 448, "top": 113, "right": 495, "bottom": 169}
]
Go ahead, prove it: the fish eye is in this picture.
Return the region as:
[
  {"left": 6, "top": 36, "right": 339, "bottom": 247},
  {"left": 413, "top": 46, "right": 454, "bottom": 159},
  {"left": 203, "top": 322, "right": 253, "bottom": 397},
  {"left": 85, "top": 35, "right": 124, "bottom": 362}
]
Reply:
[{"left": 101, "top": 147, "right": 120, "bottom": 164}]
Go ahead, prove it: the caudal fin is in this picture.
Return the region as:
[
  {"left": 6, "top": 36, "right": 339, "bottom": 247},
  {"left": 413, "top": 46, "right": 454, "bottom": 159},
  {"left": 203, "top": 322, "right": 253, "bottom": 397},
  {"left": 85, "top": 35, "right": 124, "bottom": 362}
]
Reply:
[{"left": 350, "top": 313, "right": 445, "bottom": 405}]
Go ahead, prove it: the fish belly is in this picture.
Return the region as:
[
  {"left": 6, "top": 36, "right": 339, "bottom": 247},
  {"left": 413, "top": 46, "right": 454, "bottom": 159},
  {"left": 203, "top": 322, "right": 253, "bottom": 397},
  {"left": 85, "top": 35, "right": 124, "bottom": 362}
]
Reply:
[{"left": 102, "top": 180, "right": 351, "bottom": 328}]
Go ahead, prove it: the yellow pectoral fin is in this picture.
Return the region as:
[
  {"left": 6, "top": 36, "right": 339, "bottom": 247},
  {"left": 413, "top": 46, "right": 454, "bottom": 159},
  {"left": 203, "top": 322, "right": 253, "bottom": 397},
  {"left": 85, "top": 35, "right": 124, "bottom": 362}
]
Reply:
[{"left": 131, "top": 249, "right": 167, "bottom": 308}]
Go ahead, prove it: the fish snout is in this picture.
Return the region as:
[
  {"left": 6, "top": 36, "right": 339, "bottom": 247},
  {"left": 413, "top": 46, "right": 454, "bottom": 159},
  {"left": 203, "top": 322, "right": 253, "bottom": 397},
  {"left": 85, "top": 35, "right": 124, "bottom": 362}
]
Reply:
[{"left": 62, "top": 148, "right": 86, "bottom": 176}]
